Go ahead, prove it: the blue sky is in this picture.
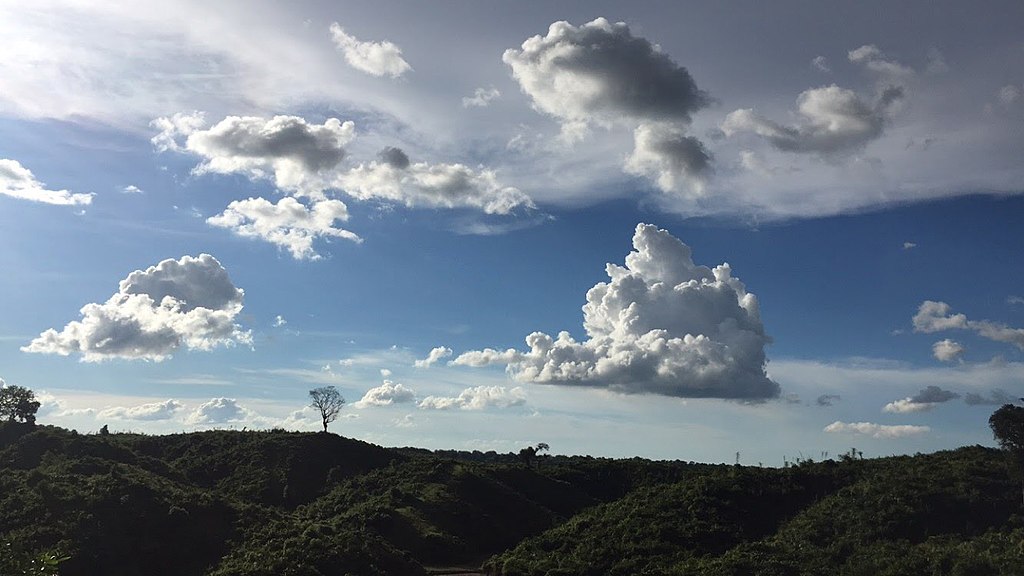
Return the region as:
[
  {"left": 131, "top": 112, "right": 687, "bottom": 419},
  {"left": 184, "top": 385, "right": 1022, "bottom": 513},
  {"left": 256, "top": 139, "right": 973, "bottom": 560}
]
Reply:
[{"left": 2, "top": 0, "right": 1023, "bottom": 463}]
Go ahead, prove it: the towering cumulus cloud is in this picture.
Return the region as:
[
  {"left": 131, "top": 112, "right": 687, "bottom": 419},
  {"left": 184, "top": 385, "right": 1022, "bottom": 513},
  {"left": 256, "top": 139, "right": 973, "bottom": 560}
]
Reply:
[
  {"left": 454, "top": 224, "right": 778, "bottom": 399},
  {"left": 23, "top": 255, "right": 251, "bottom": 362}
]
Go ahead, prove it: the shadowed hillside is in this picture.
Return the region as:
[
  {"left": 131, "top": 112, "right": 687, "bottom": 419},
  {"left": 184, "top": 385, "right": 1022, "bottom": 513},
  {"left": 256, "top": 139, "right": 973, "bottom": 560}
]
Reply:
[{"left": 3, "top": 422, "right": 1023, "bottom": 575}]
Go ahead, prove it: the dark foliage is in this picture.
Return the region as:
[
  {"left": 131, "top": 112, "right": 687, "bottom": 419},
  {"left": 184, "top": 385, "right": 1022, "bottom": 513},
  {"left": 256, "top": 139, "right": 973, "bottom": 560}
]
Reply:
[{"left": 3, "top": 421, "right": 1023, "bottom": 576}]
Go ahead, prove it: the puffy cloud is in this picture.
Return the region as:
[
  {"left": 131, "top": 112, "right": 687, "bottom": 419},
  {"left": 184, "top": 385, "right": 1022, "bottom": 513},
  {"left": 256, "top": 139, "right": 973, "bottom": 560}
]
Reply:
[
  {"left": 816, "top": 394, "right": 841, "bottom": 407},
  {"left": 415, "top": 346, "right": 453, "bottom": 368},
  {"left": 353, "top": 380, "right": 416, "bottom": 408},
  {"left": 902, "top": 241, "right": 917, "bottom": 250},
  {"left": 883, "top": 385, "right": 960, "bottom": 413},
  {"left": 273, "top": 315, "right": 287, "bottom": 327},
  {"left": 912, "top": 300, "right": 1024, "bottom": 351},
  {"left": 848, "top": 44, "right": 914, "bottom": 79},
  {"left": 186, "top": 397, "right": 255, "bottom": 424},
  {"left": 824, "top": 421, "right": 930, "bottom": 439},
  {"left": 913, "top": 301, "right": 969, "bottom": 333},
  {"left": 377, "top": 146, "right": 410, "bottom": 170},
  {"left": 964, "top": 389, "right": 1017, "bottom": 406},
  {"left": 207, "top": 196, "right": 360, "bottom": 260},
  {"left": 932, "top": 339, "right": 964, "bottom": 362},
  {"left": 329, "top": 23, "right": 411, "bottom": 78},
  {"left": 153, "top": 113, "right": 356, "bottom": 197},
  {"left": 121, "top": 185, "right": 143, "bottom": 194},
  {"left": 22, "top": 254, "right": 251, "bottom": 362},
  {"left": 1, "top": 159, "right": 93, "bottom": 206},
  {"left": 453, "top": 223, "right": 778, "bottom": 399},
  {"left": 503, "top": 18, "right": 710, "bottom": 129},
  {"left": 625, "top": 123, "right": 711, "bottom": 196},
  {"left": 150, "top": 111, "right": 205, "bottom": 153},
  {"left": 462, "top": 86, "right": 501, "bottom": 108},
  {"left": 97, "top": 399, "right": 184, "bottom": 421},
  {"left": 722, "top": 84, "right": 902, "bottom": 155},
  {"left": 418, "top": 385, "right": 526, "bottom": 410},
  {"left": 337, "top": 158, "right": 534, "bottom": 215}
]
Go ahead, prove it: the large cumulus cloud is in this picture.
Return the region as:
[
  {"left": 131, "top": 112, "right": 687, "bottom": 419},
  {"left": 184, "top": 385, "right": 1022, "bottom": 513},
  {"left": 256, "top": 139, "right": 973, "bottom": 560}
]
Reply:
[
  {"left": 453, "top": 223, "right": 778, "bottom": 399},
  {"left": 22, "top": 254, "right": 251, "bottom": 362}
]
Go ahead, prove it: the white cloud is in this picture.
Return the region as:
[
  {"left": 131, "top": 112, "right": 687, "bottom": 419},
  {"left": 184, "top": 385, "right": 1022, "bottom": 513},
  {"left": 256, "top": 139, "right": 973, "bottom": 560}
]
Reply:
[
  {"left": 824, "top": 421, "right": 930, "bottom": 439},
  {"left": 329, "top": 23, "right": 411, "bottom": 78},
  {"left": 453, "top": 223, "right": 778, "bottom": 399},
  {"left": 186, "top": 397, "right": 255, "bottom": 424},
  {"left": 998, "top": 85, "right": 1021, "bottom": 107},
  {"left": 722, "top": 84, "right": 903, "bottom": 155},
  {"left": 902, "top": 241, "right": 917, "bottom": 250},
  {"left": 0, "top": 159, "right": 93, "bottom": 206},
  {"left": 415, "top": 346, "right": 453, "bottom": 368},
  {"left": 503, "top": 17, "right": 709, "bottom": 129},
  {"left": 273, "top": 315, "right": 287, "bottom": 327},
  {"left": 150, "top": 111, "right": 206, "bottom": 153},
  {"left": 121, "top": 185, "right": 144, "bottom": 194},
  {"left": 207, "top": 196, "right": 360, "bottom": 260},
  {"left": 811, "top": 56, "right": 830, "bottom": 73},
  {"left": 932, "top": 339, "right": 964, "bottom": 362},
  {"left": 625, "top": 122, "right": 711, "bottom": 196},
  {"left": 22, "top": 254, "right": 251, "bottom": 362},
  {"left": 97, "top": 399, "right": 184, "bottom": 421},
  {"left": 847, "top": 44, "right": 914, "bottom": 79},
  {"left": 158, "top": 114, "right": 356, "bottom": 197},
  {"left": 353, "top": 380, "right": 416, "bottom": 408},
  {"left": 913, "top": 300, "right": 1024, "bottom": 350},
  {"left": 418, "top": 385, "right": 526, "bottom": 410},
  {"left": 337, "top": 158, "right": 534, "bottom": 215},
  {"left": 463, "top": 86, "right": 501, "bottom": 108}
]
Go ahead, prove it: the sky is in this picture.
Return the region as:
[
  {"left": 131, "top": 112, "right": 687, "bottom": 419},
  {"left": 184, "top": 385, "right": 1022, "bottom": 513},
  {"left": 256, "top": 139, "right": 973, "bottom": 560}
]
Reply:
[{"left": 1, "top": 0, "right": 1023, "bottom": 464}]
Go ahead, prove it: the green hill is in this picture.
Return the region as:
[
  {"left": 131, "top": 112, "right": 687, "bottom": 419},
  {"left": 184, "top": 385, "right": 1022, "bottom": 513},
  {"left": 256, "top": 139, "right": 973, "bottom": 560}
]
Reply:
[{"left": 2, "top": 422, "right": 1023, "bottom": 575}]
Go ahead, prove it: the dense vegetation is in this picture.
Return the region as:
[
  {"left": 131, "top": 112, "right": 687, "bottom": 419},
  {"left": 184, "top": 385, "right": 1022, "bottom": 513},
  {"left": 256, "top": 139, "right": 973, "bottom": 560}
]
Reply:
[{"left": 2, "top": 421, "right": 1023, "bottom": 575}]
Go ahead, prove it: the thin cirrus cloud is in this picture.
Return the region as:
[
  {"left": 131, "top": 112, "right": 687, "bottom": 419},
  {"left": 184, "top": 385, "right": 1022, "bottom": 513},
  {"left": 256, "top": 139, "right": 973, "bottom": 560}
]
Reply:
[
  {"left": 1, "top": 158, "right": 93, "bottom": 206},
  {"left": 452, "top": 223, "right": 779, "bottom": 400},
  {"left": 504, "top": 17, "right": 713, "bottom": 195},
  {"left": 22, "top": 254, "right": 251, "bottom": 362},
  {"left": 417, "top": 385, "right": 526, "bottom": 410},
  {"left": 329, "top": 23, "right": 411, "bottom": 78}
]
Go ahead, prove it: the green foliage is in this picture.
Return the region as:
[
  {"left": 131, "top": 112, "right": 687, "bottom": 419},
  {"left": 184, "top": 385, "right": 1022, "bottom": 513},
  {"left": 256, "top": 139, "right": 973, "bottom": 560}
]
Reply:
[
  {"left": 989, "top": 404, "right": 1024, "bottom": 453},
  {"left": 0, "top": 385, "right": 41, "bottom": 425},
  {"left": 2, "top": 423, "right": 1023, "bottom": 576}
]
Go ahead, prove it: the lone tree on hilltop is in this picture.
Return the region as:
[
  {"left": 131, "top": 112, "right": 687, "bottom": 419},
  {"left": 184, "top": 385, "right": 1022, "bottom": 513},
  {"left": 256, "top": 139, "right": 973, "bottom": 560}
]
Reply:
[
  {"left": 0, "top": 384, "right": 41, "bottom": 425},
  {"left": 309, "top": 386, "right": 345, "bottom": 433},
  {"left": 989, "top": 403, "right": 1024, "bottom": 505}
]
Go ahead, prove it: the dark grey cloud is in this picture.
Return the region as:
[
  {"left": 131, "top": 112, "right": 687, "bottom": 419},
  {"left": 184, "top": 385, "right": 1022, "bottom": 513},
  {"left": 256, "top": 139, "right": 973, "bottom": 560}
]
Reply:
[
  {"left": 626, "top": 123, "right": 712, "bottom": 194},
  {"left": 883, "top": 385, "right": 960, "bottom": 413},
  {"left": 503, "top": 17, "right": 711, "bottom": 128},
  {"left": 964, "top": 389, "right": 1017, "bottom": 406},
  {"left": 722, "top": 84, "right": 902, "bottom": 155},
  {"left": 377, "top": 146, "right": 410, "bottom": 169},
  {"left": 816, "top": 394, "right": 841, "bottom": 407}
]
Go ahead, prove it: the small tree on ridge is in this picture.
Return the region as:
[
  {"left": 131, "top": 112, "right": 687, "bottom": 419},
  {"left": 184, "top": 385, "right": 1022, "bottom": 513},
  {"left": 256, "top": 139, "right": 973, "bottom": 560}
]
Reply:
[
  {"left": 0, "top": 384, "right": 41, "bottom": 425},
  {"left": 309, "top": 386, "right": 345, "bottom": 433}
]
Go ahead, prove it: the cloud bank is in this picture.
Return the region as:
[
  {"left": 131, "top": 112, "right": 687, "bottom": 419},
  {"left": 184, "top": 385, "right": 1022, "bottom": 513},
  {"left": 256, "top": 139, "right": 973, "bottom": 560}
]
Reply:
[
  {"left": 418, "top": 385, "right": 526, "bottom": 410},
  {"left": 453, "top": 223, "right": 778, "bottom": 399},
  {"left": 97, "top": 400, "right": 184, "bottom": 421},
  {"left": 23, "top": 254, "right": 251, "bottom": 362},
  {"left": 824, "top": 421, "right": 930, "bottom": 439}
]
